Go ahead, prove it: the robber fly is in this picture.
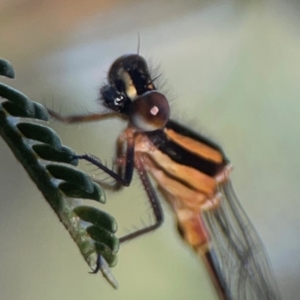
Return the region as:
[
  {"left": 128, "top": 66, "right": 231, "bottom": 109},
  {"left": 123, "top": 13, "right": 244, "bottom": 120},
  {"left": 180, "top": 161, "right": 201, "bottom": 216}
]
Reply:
[{"left": 47, "top": 54, "right": 281, "bottom": 300}]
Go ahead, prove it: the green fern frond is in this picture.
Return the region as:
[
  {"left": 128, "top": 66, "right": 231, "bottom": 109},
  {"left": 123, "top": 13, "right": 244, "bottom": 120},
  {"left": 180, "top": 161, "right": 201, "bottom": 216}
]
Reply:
[{"left": 0, "top": 58, "right": 119, "bottom": 289}]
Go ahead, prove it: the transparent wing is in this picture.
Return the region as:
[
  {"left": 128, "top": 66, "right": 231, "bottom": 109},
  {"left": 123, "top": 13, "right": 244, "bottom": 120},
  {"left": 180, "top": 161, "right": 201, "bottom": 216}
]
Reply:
[{"left": 203, "top": 181, "right": 281, "bottom": 300}]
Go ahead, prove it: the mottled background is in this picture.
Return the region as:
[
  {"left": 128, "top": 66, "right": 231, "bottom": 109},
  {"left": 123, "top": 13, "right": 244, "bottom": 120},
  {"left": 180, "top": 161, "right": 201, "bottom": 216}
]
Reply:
[{"left": 1, "top": 1, "right": 300, "bottom": 299}]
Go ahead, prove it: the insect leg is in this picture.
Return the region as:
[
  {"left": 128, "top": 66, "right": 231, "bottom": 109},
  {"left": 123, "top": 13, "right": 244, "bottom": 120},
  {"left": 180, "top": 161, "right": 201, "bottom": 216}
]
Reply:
[
  {"left": 78, "top": 131, "right": 135, "bottom": 274},
  {"left": 119, "top": 152, "right": 164, "bottom": 243},
  {"left": 76, "top": 129, "right": 135, "bottom": 186},
  {"left": 47, "top": 107, "right": 118, "bottom": 123}
]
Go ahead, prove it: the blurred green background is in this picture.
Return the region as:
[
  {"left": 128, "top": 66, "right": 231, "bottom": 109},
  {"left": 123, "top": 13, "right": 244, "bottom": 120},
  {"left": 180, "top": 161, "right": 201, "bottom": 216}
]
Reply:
[{"left": 1, "top": 0, "right": 300, "bottom": 299}]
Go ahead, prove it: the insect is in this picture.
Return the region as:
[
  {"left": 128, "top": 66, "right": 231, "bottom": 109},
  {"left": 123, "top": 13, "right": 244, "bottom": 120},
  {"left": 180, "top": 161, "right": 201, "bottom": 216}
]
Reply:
[{"left": 47, "top": 53, "right": 281, "bottom": 299}]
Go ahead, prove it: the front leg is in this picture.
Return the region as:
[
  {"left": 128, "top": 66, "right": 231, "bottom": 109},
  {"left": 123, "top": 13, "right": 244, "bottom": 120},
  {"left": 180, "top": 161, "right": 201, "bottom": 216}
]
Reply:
[
  {"left": 76, "top": 128, "right": 136, "bottom": 186},
  {"left": 47, "top": 107, "right": 118, "bottom": 124}
]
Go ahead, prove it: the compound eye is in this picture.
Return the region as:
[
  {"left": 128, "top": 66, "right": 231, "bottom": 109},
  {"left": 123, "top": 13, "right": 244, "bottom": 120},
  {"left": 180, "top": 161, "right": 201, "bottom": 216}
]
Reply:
[{"left": 129, "top": 91, "right": 170, "bottom": 131}]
